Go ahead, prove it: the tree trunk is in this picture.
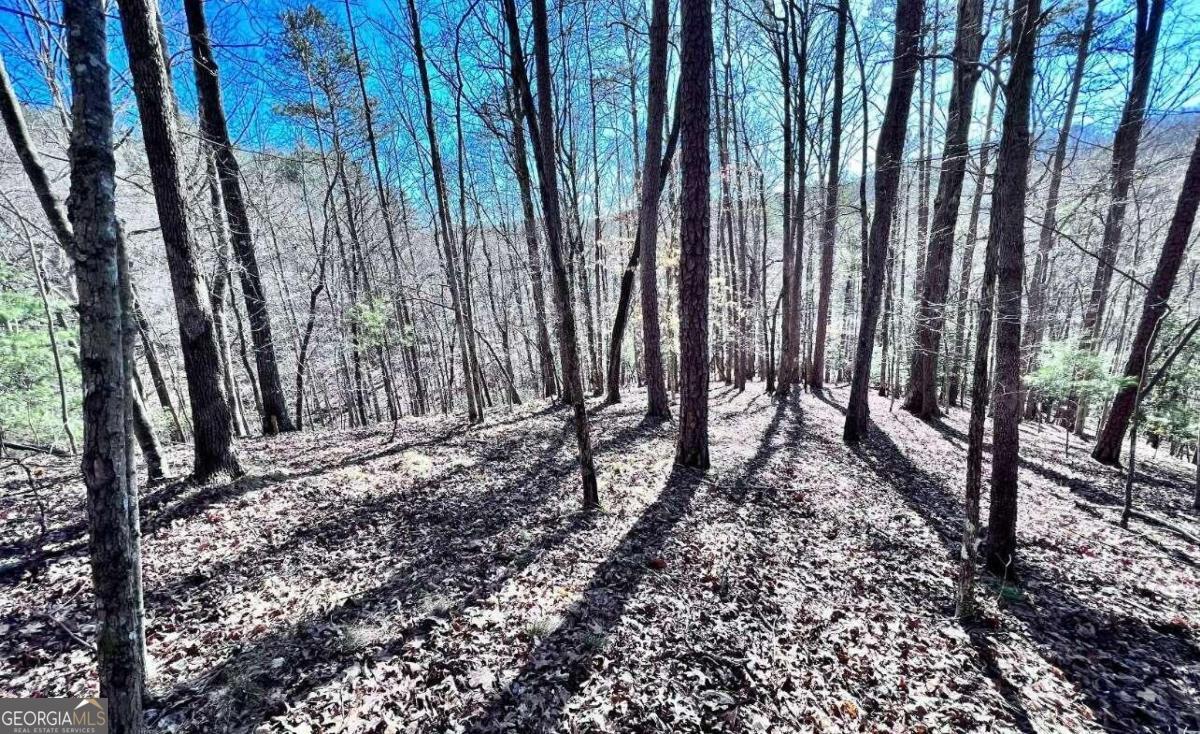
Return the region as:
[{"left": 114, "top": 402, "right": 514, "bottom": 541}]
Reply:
[
  {"left": 985, "top": 0, "right": 1040, "bottom": 577},
  {"left": 1070, "top": 0, "right": 1166, "bottom": 429},
  {"left": 843, "top": 0, "right": 925, "bottom": 442},
  {"left": 903, "top": 0, "right": 986, "bottom": 418},
  {"left": 117, "top": 0, "right": 242, "bottom": 481},
  {"left": 1022, "top": 0, "right": 1096, "bottom": 418},
  {"left": 0, "top": 54, "right": 73, "bottom": 251},
  {"left": 811, "top": 0, "right": 848, "bottom": 390},
  {"left": 604, "top": 84, "right": 683, "bottom": 403},
  {"left": 779, "top": 4, "right": 808, "bottom": 394},
  {"left": 407, "top": 0, "right": 481, "bottom": 423},
  {"left": 507, "top": 75, "right": 557, "bottom": 399},
  {"left": 770, "top": 4, "right": 793, "bottom": 395},
  {"left": 343, "top": 0, "right": 426, "bottom": 417},
  {"left": 185, "top": 0, "right": 293, "bottom": 436},
  {"left": 28, "top": 240, "right": 78, "bottom": 454},
  {"left": 1093, "top": 131, "right": 1200, "bottom": 464},
  {"left": 946, "top": 58, "right": 1001, "bottom": 408},
  {"left": 65, "top": 0, "right": 146, "bottom": 726},
  {"left": 204, "top": 150, "right": 252, "bottom": 439},
  {"left": 675, "top": 0, "right": 713, "bottom": 468},
  {"left": 504, "top": 0, "right": 600, "bottom": 506},
  {"left": 638, "top": 0, "right": 672, "bottom": 419}
]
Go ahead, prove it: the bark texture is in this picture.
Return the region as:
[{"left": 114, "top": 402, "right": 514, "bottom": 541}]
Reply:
[
  {"left": 504, "top": 0, "right": 600, "bottom": 506},
  {"left": 604, "top": 83, "right": 682, "bottom": 404},
  {"left": 810, "top": 0, "right": 847, "bottom": 390},
  {"left": 65, "top": 0, "right": 147, "bottom": 728},
  {"left": 843, "top": 0, "right": 925, "bottom": 442},
  {"left": 638, "top": 0, "right": 672, "bottom": 419},
  {"left": 903, "top": 0, "right": 985, "bottom": 418},
  {"left": 986, "top": 0, "right": 1040, "bottom": 576},
  {"left": 185, "top": 0, "right": 294, "bottom": 435},
  {"left": 117, "top": 0, "right": 242, "bottom": 481},
  {"left": 1021, "top": 0, "right": 1096, "bottom": 414},
  {"left": 1093, "top": 131, "right": 1200, "bottom": 464},
  {"left": 675, "top": 0, "right": 713, "bottom": 468}
]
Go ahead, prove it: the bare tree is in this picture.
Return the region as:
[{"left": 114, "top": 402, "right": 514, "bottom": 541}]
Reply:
[
  {"left": 984, "top": 0, "right": 1040, "bottom": 577},
  {"left": 843, "top": 0, "right": 925, "bottom": 442},
  {"left": 810, "top": 0, "right": 848, "bottom": 390},
  {"left": 903, "top": 0, "right": 986, "bottom": 418},
  {"left": 407, "top": 0, "right": 482, "bottom": 423},
  {"left": 504, "top": 0, "right": 600, "bottom": 506},
  {"left": 1066, "top": 0, "right": 1165, "bottom": 431},
  {"left": 116, "top": 0, "right": 242, "bottom": 480},
  {"left": 1021, "top": 0, "right": 1096, "bottom": 416},
  {"left": 1094, "top": 131, "right": 1200, "bottom": 464},
  {"left": 604, "top": 84, "right": 682, "bottom": 404},
  {"left": 185, "top": 0, "right": 295, "bottom": 435},
  {"left": 638, "top": 0, "right": 672, "bottom": 419}
]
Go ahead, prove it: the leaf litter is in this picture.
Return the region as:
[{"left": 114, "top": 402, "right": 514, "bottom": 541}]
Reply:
[{"left": 1, "top": 386, "right": 1197, "bottom": 732}]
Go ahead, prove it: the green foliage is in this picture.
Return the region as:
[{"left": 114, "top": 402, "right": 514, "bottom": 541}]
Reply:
[
  {"left": 0, "top": 275, "right": 81, "bottom": 446},
  {"left": 1027, "top": 340, "right": 1133, "bottom": 408},
  {"left": 350, "top": 298, "right": 392, "bottom": 350},
  {"left": 1142, "top": 321, "right": 1200, "bottom": 446}
]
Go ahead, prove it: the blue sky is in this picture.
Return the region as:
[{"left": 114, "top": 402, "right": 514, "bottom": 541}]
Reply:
[{"left": 1, "top": 0, "right": 1198, "bottom": 178}]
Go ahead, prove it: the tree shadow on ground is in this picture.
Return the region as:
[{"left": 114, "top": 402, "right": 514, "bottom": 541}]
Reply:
[
  {"left": 811, "top": 393, "right": 1200, "bottom": 732},
  {"left": 463, "top": 397, "right": 801, "bottom": 732},
  {"left": 812, "top": 392, "right": 960, "bottom": 553},
  {"left": 147, "top": 406, "right": 667, "bottom": 732},
  {"left": 0, "top": 420, "right": 476, "bottom": 584},
  {"left": 928, "top": 418, "right": 1195, "bottom": 522},
  {"left": 462, "top": 464, "right": 707, "bottom": 732}
]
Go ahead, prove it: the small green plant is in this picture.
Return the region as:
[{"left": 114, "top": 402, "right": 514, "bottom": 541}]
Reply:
[
  {"left": 524, "top": 613, "right": 560, "bottom": 640},
  {"left": 0, "top": 272, "right": 82, "bottom": 448},
  {"left": 1027, "top": 340, "right": 1133, "bottom": 415}
]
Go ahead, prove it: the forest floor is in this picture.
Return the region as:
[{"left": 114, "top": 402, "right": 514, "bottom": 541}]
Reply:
[{"left": 1, "top": 384, "right": 1198, "bottom": 733}]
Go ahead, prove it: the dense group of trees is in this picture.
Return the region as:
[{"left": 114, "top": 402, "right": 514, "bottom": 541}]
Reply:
[{"left": 1, "top": 0, "right": 1198, "bottom": 727}]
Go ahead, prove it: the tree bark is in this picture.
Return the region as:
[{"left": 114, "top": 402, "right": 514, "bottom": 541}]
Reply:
[
  {"left": 1093, "top": 131, "right": 1200, "bottom": 464},
  {"left": 343, "top": 0, "right": 426, "bottom": 417},
  {"left": 985, "top": 0, "right": 1040, "bottom": 577},
  {"left": 504, "top": 0, "right": 600, "bottom": 506},
  {"left": 903, "top": 0, "right": 986, "bottom": 418},
  {"left": 1065, "top": 0, "right": 1166, "bottom": 440},
  {"left": 604, "top": 83, "right": 683, "bottom": 403},
  {"left": 946, "top": 56, "right": 1001, "bottom": 408},
  {"left": 769, "top": 1, "right": 793, "bottom": 394},
  {"left": 64, "top": 0, "right": 146, "bottom": 726},
  {"left": 0, "top": 54, "right": 73, "bottom": 251},
  {"left": 810, "top": 0, "right": 848, "bottom": 390},
  {"left": 675, "top": 0, "right": 713, "bottom": 468},
  {"left": 407, "top": 0, "right": 481, "bottom": 423},
  {"left": 185, "top": 0, "right": 293, "bottom": 435},
  {"left": 779, "top": 3, "right": 808, "bottom": 394},
  {"left": 843, "top": 0, "right": 925, "bottom": 442},
  {"left": 117, "top": 0, "right": 241, "bottom": 481},
  {"left": 638, "top": 0, "right": 672, "bottom": 419},
  {"left": 1022, "top": 0, "right": 1096, "bottom": 418},
  {"left": 506, "top": 73, "right": 557, "bottom": 399}
]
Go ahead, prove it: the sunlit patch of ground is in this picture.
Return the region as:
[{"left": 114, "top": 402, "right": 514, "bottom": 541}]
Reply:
[{"left": 1, "top": 383, "right": 1196, "bottom": 732}]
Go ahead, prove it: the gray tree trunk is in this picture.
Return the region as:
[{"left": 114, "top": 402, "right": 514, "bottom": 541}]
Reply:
[
  {"left": 185, "top": 0, "right": 294, "bottom": 435},
  {"left": 65, "top": 0, "right": 147, "bottom": 727},
  {"left": 638, "top": 0, "right": 672, "bottom": 419},
  {"left": 985, "top": 0, "right": 1041, "bottom": 576}
]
